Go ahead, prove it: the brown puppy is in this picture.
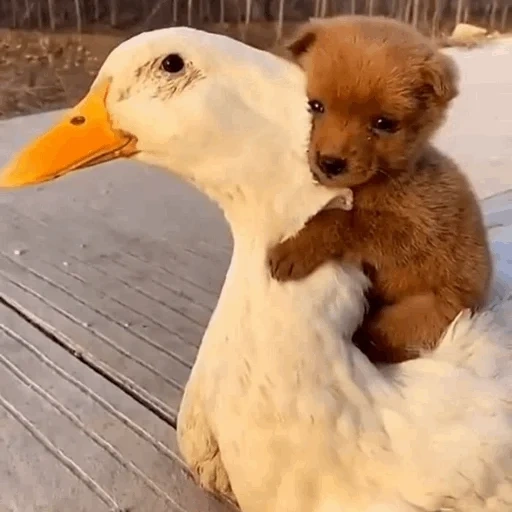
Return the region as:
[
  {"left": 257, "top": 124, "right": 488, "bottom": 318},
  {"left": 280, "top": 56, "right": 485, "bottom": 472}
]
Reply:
[{"left": 268, "top": 16, "right": 493, "bottom": 363}]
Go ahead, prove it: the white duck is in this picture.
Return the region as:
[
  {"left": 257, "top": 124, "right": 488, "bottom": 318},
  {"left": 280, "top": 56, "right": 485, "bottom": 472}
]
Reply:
[{"left": 1, "top": 27, "right": 512, "bottom": 512}]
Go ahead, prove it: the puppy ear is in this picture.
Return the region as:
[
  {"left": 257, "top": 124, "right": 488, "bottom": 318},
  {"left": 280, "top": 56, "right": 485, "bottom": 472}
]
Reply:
[
  {"left": 422, "top": 52, "right": 459, "bottom": 104},
  {"left": 285, "top": 24, "right": 317, "bottom": 59}
]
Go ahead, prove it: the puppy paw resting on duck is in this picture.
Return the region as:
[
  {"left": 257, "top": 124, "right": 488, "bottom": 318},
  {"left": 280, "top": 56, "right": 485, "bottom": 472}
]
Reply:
[{"left": 268, "top": 191, "right": 353, "bottom": 280}]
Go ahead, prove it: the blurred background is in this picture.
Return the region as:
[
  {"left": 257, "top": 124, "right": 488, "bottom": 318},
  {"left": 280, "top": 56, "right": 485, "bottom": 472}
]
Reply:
[{"left": 0, "top": 0, "right": 509, "bottom": 118}]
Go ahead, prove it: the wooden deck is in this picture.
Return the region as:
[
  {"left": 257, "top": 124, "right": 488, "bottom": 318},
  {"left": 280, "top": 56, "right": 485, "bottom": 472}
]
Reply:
[{"left": 0, "top": 112, "right": 234, "bottom": 512}]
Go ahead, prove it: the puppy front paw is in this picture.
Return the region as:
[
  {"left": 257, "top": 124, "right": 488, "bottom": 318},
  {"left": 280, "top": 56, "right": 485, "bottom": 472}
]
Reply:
[{"left": 268, "top": 240, "right": 319, "bottom": 281}]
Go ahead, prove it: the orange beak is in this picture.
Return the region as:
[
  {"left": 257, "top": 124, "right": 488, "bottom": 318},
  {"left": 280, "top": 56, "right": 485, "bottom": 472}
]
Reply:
[{"left": 0, "top": 79, "right": 138, "bottom": 188}]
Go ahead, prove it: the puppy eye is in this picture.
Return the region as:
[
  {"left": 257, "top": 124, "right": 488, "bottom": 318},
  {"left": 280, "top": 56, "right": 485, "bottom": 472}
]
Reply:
[
  {"left": 308, "top": 99, "right": 325, "bottom": 114},
  {"left": 161, "top": 53, "right": 185, "bottom": 74},
  {"left": 372, "top": 116, "right": 399, "bottom": 133}
]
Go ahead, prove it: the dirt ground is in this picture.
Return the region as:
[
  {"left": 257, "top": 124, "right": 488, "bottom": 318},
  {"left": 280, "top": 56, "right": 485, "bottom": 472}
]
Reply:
[
  {"left": 0, "top": 29, "right": 123, "bottom": 118},
  {"left": 0, "top": 23, "right": 306, "bottom": 119},
  {"left": 0, "top": 23, "right": 497, "bottom": 119}
]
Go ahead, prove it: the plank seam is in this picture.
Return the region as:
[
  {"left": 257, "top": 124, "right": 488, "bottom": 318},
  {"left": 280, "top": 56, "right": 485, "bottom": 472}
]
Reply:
[
  {"left": 58, "top": 259, "right": 201, "bottom": 353},
  {"left": 0, "top": 312, "right": 185, "bottom": 465},
  {"left": 0, "top": 352, "right": 186, "bottom": 512},
  {"left": 7, "top": 205, "right": 222, "bottom": 300},
  {"left": 0, "top": 391, "right": 119, "bottom": 511},
  {"left": 0, "top": 294, "right": 176, "bottom": 426},
  {"left": 0, "top": 259, "right": 187, "bottom": 392},
  {"left": 75, "top": 257, "right": 206, "bottom": 331}
]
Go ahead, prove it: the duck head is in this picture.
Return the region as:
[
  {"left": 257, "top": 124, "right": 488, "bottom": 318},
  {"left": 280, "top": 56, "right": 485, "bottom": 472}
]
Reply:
[{"left": 0, "top": 28, "right": 343, "bottom": 243}]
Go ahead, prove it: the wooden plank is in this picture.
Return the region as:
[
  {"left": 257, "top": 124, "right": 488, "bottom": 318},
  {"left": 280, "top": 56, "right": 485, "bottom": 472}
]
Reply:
[
  {"left": 0, "top": 160, "right": 231, "bottom": 420},
  {"left": 0, "top": 406, "right": 111, "bottom": 512},
  {"left": 2, "top": 209, "right": 209, "bottom": 350},
  {"left": 0, "top": 267, "right": 184, "bottom": 422},
  {"left": 0, "top": 300, "right": 232, "bottom": 512},
  {"left": 0, "top": 213, "right": 218, "bottom": 418}
]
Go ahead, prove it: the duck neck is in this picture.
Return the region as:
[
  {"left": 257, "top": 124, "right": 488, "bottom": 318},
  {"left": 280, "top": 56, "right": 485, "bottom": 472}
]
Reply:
[
  {"left": 214, "top": 136, "right": 342, "bottom": 250},
  {"left": 213, "top": 229, "right": 392, "bottom": 442}
]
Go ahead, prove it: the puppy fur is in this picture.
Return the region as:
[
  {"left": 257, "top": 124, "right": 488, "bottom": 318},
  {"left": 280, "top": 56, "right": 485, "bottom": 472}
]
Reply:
[{"left": 268, "top": 15, "right": 493, "bottom": 363}]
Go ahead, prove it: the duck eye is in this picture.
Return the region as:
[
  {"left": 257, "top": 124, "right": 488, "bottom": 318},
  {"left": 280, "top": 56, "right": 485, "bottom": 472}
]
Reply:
[
  {"left": 308, "top": 99, "right": 325, "bottom": 114},
  {"left": 372, "top": 116, "right": 399, "bottom": 133},
  {"left": 161, "top": 53, "right": 185, "bottom": 74}
]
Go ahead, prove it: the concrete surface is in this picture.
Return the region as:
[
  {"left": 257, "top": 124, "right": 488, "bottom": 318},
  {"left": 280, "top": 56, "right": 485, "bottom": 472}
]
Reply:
[{"left": 0, "top": 37, "right": 511, "bottom": 512}]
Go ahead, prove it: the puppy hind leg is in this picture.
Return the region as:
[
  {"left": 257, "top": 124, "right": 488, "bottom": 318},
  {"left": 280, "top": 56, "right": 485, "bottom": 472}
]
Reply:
[{"left": 354, "top": 293, "right": 456, "bottom": 363}]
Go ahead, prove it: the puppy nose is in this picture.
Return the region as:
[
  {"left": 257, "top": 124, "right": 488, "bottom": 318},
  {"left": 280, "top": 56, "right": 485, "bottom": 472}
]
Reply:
[{"left": 317, "top": 154, "right": 348, "bottom": 177}]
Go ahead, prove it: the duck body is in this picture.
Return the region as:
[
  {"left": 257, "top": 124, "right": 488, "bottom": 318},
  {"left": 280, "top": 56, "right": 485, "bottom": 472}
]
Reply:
[
  {"left": 0, "top": 25, "right": 511, "bottom": 512},
  {"left": 179, "top": 201, "right": 512, "bottom": 512}
]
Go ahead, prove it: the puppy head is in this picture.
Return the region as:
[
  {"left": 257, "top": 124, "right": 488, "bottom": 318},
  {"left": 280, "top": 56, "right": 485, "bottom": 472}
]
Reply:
[{"left": 286, "top": 16, "right": 459, "bottom": 188}]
